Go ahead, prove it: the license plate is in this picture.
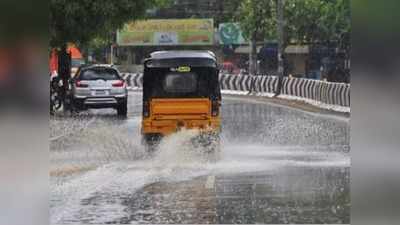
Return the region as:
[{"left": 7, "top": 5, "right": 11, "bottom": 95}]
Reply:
[{"left": 93, "top": 90, "right": 107, "bottom": 96}]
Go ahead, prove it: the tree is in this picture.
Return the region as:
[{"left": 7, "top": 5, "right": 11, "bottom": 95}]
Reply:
[
  {"left": 285, "top": 0, "right": 350, "bottom": 51},
  {"left": 150, "top": 0, "right": 242, "bottom": 27},
  {"left": 235, "top": 0, "right": 350, "bottom": 74},
  {"left": 237, "top": 0, "right": 275, "bottom": 75},
  {"left": 284, "top": 0, "right": 350, "bottom": 82},
  {"left": 49, "top": 0, "right": 167, "bottom": 104},
  {"left": 50, "top": 0, "right": 169, "bottom": 48},
  {"left": 214, "top": 0, "right": 243, "bottom": 25}
]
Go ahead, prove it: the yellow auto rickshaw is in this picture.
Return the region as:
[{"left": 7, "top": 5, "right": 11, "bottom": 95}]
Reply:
[{"left": 141, "top": 51, "right": 221, "bottom": 152}]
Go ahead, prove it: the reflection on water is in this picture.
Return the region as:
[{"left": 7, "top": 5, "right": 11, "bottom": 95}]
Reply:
[
  {"left": 112, "top": 166, "right": 349, "bottom": 224},
  {"left": 215, "top": 167, "right": 350, "bottom": 224},
  {"left": 221, "top": 100, "right": 350, "bottom": 146}
]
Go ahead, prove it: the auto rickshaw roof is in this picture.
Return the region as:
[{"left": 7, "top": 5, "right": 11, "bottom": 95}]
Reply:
[
  {"left": 149, "top": 51, "right": 216, "bottom": 61},
  {"left": 145, "top": 51, "right": 218, "bottom": 68}
]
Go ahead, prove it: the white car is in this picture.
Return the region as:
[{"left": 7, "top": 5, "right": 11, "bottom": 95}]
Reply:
[{"left": 71, "top": 65, "right": 128, "bottom": 116}]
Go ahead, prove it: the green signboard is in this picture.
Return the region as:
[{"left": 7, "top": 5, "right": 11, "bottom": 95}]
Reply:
[{"left": 218, "top": 23, "right": 246, "bottom": 45}]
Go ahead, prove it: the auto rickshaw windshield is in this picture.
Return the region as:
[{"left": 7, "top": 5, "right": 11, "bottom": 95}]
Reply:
[{"left": 143, "top": 65, "right": 220, "bottom": 100}]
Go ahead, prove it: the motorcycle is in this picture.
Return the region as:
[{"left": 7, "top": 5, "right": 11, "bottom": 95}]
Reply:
[{"left": 50, "top": 75, "right": 63, "bottom": 114}]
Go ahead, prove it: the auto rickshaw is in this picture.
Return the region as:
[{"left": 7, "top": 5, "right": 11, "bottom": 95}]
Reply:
[{"left": 141, "top": 51, "right": 221, "bottom": 153}]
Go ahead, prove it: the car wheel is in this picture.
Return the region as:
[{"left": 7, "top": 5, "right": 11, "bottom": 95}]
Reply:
[{"left": 117, "top": 101, "right": 127, "bottom": 116}]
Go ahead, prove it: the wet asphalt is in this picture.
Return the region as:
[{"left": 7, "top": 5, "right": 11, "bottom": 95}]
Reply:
[{"left": 50, "top": 91, "right": 350, "bottom": 224}]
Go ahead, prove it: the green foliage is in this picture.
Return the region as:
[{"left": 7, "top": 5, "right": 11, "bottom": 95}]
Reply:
[
  {"left": 235, "top": 0, "right": 350, "bottom": 51},
  {"left": 214, "top": 0, "right": 243, "bottom": 25},
  {"left": 237, "top": 0, "right": 275, "bottom": 41},
  {"left": 149, "top": 0, "right": 242, "bottom": 27},
  {"left": 285, "top": 0, "right": 350, "bottom": 49},
  {"left": 50, "top": 0, "right": 167, "bottom": 48}
]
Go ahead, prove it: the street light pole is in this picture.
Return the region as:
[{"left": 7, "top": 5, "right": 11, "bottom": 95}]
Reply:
[
  {"left": 110, "top": 31, "right": 116, "bottom": 65},
  {"left": 275, "top": 0, "right": 284, "bottom": 96},
  {"left": 110, "top": 44, "right": 113, "bottom": 65}
]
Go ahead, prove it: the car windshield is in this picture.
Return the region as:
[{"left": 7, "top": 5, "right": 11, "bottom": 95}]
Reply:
[{"left": 79, "top": 68, "right": 120, "bottom": 80}]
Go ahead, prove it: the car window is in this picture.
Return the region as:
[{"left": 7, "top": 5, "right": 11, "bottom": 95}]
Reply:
[
  {"left": 79, "top": 68, "right": 120, "bottom": 80},
  {"left": 163, "top": 72, "right": 197, "bottom": 93}
]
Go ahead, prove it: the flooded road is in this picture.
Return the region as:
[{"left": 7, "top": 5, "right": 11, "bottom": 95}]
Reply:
[{"left": 50, "top": 92, "right": 350, "bottom": 224}]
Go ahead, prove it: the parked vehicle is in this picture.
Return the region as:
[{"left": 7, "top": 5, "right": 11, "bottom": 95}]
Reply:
[
  {"left": 50, "top": 75, "right": 63, "bottom": 115},
  {"left": 221, "top": 61, "right": 240, "bottom": 74},
  {"left": 141, "top": 51, "right": 221, "bottom": 153},
  {"left": 70, "top": 65, "right": 128, "bottom": 116}
]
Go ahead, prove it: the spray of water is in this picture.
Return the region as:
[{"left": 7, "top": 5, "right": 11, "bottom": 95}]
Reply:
[{"left": 154, "top": 129, "right": 205, "bottom": 164}]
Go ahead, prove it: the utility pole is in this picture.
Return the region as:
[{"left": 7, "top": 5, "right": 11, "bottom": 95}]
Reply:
[
  {"left": 249, "top": 0, "right": 258, "bottom": 77},
  {"left": 110, "top": 44, "right": 114, "bottom": 65},
  {"left": 249, "top": 32, "right": 257, "bottom": 76},
  {"left": 275, "top": 0, "right": 284, "bottom": 96},
  {"left": 110, "top": 31, "right": 116, "bottom": 65}
]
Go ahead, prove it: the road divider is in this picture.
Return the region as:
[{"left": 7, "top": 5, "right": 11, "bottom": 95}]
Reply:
[
  {"left": 121, "top": 73, "right": 350, "bottom": 109},
  {"left": 121, "top": 73, "right": 143, "bottom": 89}
]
